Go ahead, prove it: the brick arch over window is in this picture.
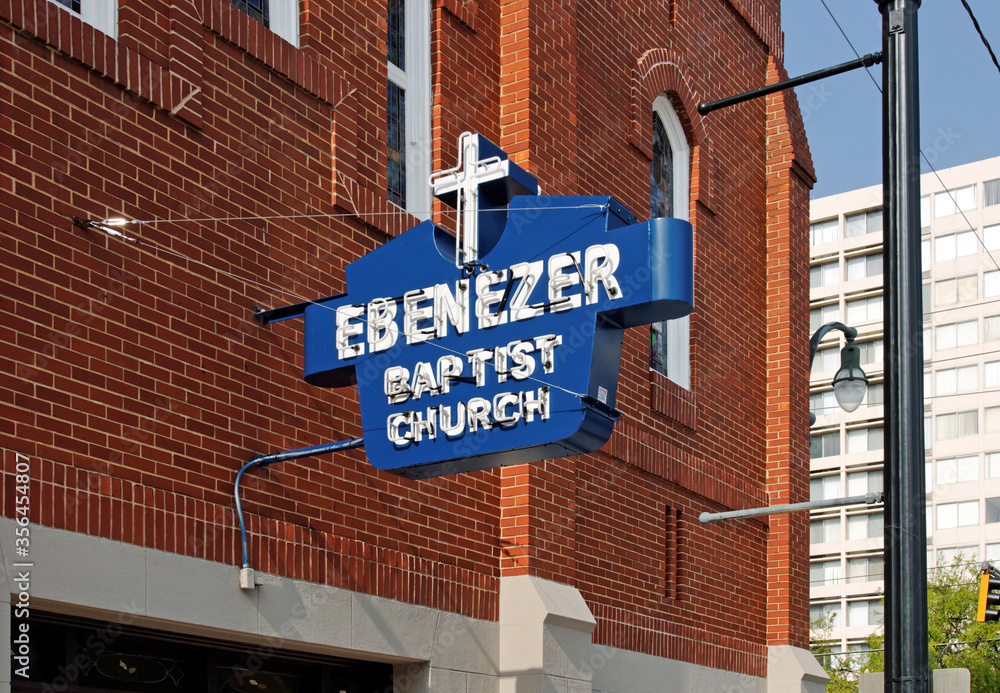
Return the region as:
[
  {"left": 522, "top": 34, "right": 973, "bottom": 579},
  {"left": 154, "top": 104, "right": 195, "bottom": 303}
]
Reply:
[{"left": 630, "top": 49, "right": 715, "bottom": 212}]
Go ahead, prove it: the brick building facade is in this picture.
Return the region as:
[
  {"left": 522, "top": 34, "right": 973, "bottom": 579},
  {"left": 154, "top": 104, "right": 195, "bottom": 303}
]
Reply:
[{"left": 1, "top": 0, "right": 823, "bottom": 690}]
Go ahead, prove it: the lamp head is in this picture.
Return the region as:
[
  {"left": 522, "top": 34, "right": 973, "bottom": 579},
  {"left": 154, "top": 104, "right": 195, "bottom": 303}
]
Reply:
[{"left": 832, "top": 341, "right": 868, "bottom": 413}]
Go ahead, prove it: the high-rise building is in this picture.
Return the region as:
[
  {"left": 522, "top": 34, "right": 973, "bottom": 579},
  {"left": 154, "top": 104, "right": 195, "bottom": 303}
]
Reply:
[{"left": 808, "top": 156, "right": 1000, "bottom": 656}]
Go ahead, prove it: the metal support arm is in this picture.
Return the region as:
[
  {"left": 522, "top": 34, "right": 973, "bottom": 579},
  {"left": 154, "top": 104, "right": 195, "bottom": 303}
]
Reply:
[
  {"left": 698, "top": 52, "right": 882, "bottom": 116},
  {"left": 699, "top": 492, "right": 884, "bottom": 524}
]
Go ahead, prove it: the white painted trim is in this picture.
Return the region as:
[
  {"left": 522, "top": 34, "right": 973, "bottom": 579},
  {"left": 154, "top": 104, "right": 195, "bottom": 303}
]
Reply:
[
  {"left": 652, "top": 94, "right": 692, "bottom": 390},
  {"left": 0, "top": 519, "right": 496, "bottom": 689},
  {"left": 269, "top": 0, "right": 299, "bottom": 48},
  {"left": 46, "top": 0, "right": 118, "bottom": 39},
  {"left": 387, "top": 0, "right": 431, "bottom": 220},
  {"left": 0, "top": 520, "right": 770, "bottom": 693},
  {"left": 592, "top": 642, "right": 766, "bottom": 693},
  {"left": 404, "top": 0, "right": 431, "bottom": 220}
]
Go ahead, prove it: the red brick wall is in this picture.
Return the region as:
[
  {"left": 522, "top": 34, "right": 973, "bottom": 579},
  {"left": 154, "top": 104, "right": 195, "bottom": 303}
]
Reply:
[{"left": 2, "top": 0, "right": 808, "bottom": 677}]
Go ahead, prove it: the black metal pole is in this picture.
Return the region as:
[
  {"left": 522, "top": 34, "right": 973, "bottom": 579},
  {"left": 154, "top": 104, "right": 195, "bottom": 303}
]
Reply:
[
  {"left": 878, "top": 1, "right": 928, "bottom": 692},
  {"left": 697, "top": 52, "right": 882, "bottom": 116}
]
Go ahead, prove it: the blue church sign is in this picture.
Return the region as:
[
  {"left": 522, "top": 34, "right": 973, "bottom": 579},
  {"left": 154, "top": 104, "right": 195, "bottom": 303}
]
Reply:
[{"left": 262, "top": 134, "right": 693, "bottom": 479}]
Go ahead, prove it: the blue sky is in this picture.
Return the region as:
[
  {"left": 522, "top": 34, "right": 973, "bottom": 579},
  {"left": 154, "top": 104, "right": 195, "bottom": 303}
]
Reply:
[{"left": 782, "top": 0, "right": 1000, "bottom": 199}]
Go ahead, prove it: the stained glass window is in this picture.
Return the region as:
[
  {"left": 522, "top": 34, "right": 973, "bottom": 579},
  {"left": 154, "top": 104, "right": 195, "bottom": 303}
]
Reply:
[
  {"left": 53, "top": 0, "right": 82, "bottom": 13},
  {"left": 650, "top": 113, "right": 673, "bottom": 373},
  {"left": 388, "top": 0, "right": 405, "bottom": 70},
  {"left": 387, "top": 81, "right": 407, "bottom": 208},
  {"left": 231, "top": 0, "right": 269, "bottom": 26}
]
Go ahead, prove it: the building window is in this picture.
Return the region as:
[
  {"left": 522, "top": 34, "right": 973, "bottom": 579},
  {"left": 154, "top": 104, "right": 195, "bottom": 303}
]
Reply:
[
  {"left": 847, "top": 468, "right": 883, "bottom": 495},
  {"left": 847, "top": 427, "right": 884, "bottom": 454},
  {"left": 847, "top": 554, "right": 884, "bottom": 583},
  {"left": 845, "top": 209, "right": 882, "bottom": 238},
  {"left": 857, "top": 339, "right": 883, "bottom": 367},
  {"left": 810, "top": 601, "right": 842, "bottom": 628},
  {"left": 386, "top": 0, "right": 431, "bottom": 217},
  {"left": 45, "top": 0, "right": 117, "bottom": 37},
  {"left": 936, "top": 546, "right": 977, "bottom": 566},
  {"left": 988, "top": 452, "right": 1000, "bottom": 478},
  {"left": 846, "top": 295, "right": 883, "bottom": 324},
  {"left": 986, "top": 315, "right": 1000, "bottom": 342},
  {"left": 810, "top": 516, "right": 841, "bottom": 544},
  {"left": 387, "top": 81, "right": 406, "bottom": 207},
  {"left": 228, "top": 0, "right": 296, "bottom": 44},
  {"left": 848, "top": 599, "right": 883, "bottom": 627},
  {"left": 986, "top": 270, "right": 1000, "bottom": 298},
  {"left": 847, "top": 511, "right": 883, "bottom": 540},
  {"left": 921, "top": 238, "right": 931, "bottom": 272},
  {"left": 232, "top": 0, "right": 268, "bottom": 25},
  {"left": 985, "top": 178, "right": 1000, "bottom": 207},
  {"left": 989, "top": 543, "right": 1000, "bottom": 562},
  {"left": 811, "top": 260, "right": 839, "bottom": 289},
  {"left": 810, "top": 303, "right": 840, "bottom": 332},
  {"left": 649, "top": 95, "right": 691, "bottom": 389},
  {"left": 810, "top": 218, "right": 838, "bottom": 246},
  {"left": 921, "top": 195, "right": 930, "bottom": 230},
  {"left": 812, "top": 347, "right": 840, "bottom": 374},
  {"left": 935, "top": 365, "right": 978, "bottom": 395},
  {"left": 936, "top": 500, "right": 978, "bottom": 529},
  {"left": 811, "top": 558, "right": 842, "bottom": 586},
  {"left": 811, "top": 389, "right": 838, "bottom": 417},
  {"left": 811, "top": 430, "right": 841, "bottom": 459},
  {"left": 936, "top": 410, "right": 978, "bottom": 440},
  {"left": 864, "top": 382, "right": 884, "bottom": 408},
  {"left": 16, "top": 611, "right": 393, "bottom": 691},
  {"left": 987, "top": 406, "right": 1000, "bottom": 434},
  {"left": 934, "top": 184, "right": 977, "bottom": 218},
  {"left": 935, "top": 319, "right": 978, "bottom": 350},
  {"left": 935, "top": 274, "right": 977, "bottom": 306},
  {"left": 934, "top": 230, "right": 977, "bottom": 261},
  {"left": 846, "top": 252, "right": 882, "bottom": 281},
  {"left": 986, "top": 224, "right": 1000, "bottom": 251},
  {"left": 935, "top": 455, "right": 978, "bottom": 484},
  {"left": 811, "top": 474, "right": 840, "bottom": 501},
  {"left": 986, "top": 498, "right": 1000, "bottom": 524}
]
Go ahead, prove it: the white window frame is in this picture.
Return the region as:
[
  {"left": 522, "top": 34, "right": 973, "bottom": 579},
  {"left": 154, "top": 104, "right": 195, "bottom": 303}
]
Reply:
[
  {"left": 810, "top": 218, "right": 839, "bottom": 246},
  {"left": 387, "top": 0, "right": 431, "bottom": 219},
  {"left": 810, "top": 260, "right": 839, "bottom": 289},
  {"left": 934, "top": 185, "right": 977, "bottom": 218},
  {"left": 269, "top": 0, "right": 299, "bottom": 46},
  {"left": 651, "top": 95, "right": 691, "bottom": 390},
  {"left": 46, "top": 0, "right": 118, "bottom": 38}
]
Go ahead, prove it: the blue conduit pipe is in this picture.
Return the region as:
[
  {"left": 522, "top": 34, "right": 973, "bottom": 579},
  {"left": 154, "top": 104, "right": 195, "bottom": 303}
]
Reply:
[{"left": 235, "top": 437, "right": 365, "bottom": 568}]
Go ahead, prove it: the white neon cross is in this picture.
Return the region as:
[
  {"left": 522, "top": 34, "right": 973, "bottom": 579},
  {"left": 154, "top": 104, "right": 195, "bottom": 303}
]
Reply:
[{"left": 429, "top": 132, "right": 509, "bottom": 268}]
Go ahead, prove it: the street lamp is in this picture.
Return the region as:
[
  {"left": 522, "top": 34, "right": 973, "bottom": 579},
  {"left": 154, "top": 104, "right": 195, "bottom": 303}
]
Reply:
[{"left": 810, "top": 321, "right": 869, "bottom": 424}]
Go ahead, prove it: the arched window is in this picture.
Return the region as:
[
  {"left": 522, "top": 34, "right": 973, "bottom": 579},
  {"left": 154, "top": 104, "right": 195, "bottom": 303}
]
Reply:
[{"left": 650, "top": 95, "right": 691, "bottom": 389}]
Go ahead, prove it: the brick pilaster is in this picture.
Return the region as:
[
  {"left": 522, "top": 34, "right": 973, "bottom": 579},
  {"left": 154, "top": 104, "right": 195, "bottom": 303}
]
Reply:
[{"left": 763, "top": 53, "right": 816, "bottom": 649}]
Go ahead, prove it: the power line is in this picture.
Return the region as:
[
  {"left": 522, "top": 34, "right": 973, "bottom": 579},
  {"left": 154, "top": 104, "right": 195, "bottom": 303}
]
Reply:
[
  {"left": 817, "top": 0, "right": 882, "bottom": 92},
  {"left": 813, "top": 0, "right": 1000, "bottom": 273},
  {"left": 79, "top": 217, "right": 597, "bottom": 402},
  {"left": 960, "top": 0, "right": 1000, "bottom": 80},
  {"left": 90, "top": 203, "right": 606, "bottom": 228}
]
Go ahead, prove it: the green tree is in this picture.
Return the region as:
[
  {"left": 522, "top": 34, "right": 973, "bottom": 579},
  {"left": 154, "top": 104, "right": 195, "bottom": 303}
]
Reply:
[
  {"left": 923, "top": 556, "right": 1000, "bottom": 693},
  {"left": 811, "top": 556, "right": 1000, "bottom": 693}
]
